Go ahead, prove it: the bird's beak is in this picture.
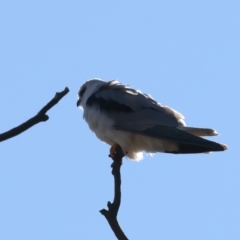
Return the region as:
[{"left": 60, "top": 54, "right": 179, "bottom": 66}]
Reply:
[{"left": 76, "top": 99, "right": 80, "bottom": 107}]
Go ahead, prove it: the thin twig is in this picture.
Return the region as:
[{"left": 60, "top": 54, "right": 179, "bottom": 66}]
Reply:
[
  {"left": 0, "top": 87, "right": 69, "bottom": 142},
  {"left": 100, "top": 145, "right": 129, "bottom": 240}
]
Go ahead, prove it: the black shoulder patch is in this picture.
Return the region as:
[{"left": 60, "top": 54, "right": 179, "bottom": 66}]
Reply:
[{"left": 87, "top": 94, "right": 134, "bottom": 113}]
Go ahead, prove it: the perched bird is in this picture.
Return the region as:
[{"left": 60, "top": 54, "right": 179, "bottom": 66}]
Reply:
[{"left": 77, "top": 79, "right": 227, "bottom": 160}]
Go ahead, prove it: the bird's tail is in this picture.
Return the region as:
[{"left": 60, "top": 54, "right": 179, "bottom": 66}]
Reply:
[{"left": 174, "top": 126, "right": 228, "bottom": 153}]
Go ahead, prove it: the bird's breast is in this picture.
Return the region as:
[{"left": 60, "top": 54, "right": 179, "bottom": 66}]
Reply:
[{"left": 83, "top": 107, "right": 115, "bottom": 144}]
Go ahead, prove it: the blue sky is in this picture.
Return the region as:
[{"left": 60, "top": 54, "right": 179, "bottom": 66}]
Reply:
[{"left": 0, "top": 1, "right": 239, "bottom": 239}]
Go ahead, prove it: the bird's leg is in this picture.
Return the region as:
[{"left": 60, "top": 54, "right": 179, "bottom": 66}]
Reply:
[{"left": 109, "top": 143, "right": 120, "bottom": 158}]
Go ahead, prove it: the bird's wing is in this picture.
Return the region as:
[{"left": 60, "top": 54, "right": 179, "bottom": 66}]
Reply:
[
  {"left": 86, "top": 80, "right": 226, "bottom": 152},
  {"left": 86, "top": 80, "right": 185, "bottom": 128}
]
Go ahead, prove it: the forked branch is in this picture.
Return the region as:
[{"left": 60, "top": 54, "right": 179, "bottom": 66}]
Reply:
[{"left": 0, "top": 87, "right": 69, "bottom": 142}]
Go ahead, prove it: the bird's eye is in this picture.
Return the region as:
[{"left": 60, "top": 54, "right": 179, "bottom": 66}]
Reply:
[{"left": 79, "top": 86, "right": 86, "bottom": 97}]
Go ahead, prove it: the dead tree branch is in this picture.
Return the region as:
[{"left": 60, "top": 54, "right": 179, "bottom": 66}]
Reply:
[
  {"left": 0, "top": 87, "right": 69, "bottom": 142},
  {"left": 100, "top": 145, "right": 129, "bottom": 240}
]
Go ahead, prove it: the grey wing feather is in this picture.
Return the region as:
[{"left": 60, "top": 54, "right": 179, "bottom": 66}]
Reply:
[{"left": 96, "top": 81, "right": 185, "bottom": 127}]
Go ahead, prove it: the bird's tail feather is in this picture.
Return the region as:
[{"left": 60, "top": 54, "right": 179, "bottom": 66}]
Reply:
[
  {"left": 177, "top": 127, "right": 218, "bottom": 136},
  {"left": 172, "top": 142, "right": 228, "bottom": 154}
]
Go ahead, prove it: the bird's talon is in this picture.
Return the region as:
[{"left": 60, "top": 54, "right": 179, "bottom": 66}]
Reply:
[{"left": 109, "top": 143, "right": 119, "bottom": 158}]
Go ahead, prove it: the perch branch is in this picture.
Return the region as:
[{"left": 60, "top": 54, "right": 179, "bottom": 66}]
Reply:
[
  {"left": 0, "top": 87, "right": 69, "bottom": 142},
  {"left": 100, "top": 145, "right": 129, "bottom": 240}
]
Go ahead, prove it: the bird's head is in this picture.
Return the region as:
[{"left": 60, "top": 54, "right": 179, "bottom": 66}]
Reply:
[{"left": 77, "top": 79, "right": 105, "bottom": 109}]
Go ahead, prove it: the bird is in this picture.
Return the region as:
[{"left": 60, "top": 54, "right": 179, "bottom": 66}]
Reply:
[{"left": 77, "top": 79, "right": 227, "bottom": 160}]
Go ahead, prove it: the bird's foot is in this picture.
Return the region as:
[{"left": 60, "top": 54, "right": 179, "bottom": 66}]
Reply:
[
  {"left": 109, "top": 143, "right": 125, "bottom": 168},
  {"left": 109, "top": 143, "right": 120, "bottom": 158}
]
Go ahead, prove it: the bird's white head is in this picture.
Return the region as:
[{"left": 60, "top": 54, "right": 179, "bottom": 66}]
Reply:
[{"left": 77, "top": 79, "right": 106, "bottom": 109}]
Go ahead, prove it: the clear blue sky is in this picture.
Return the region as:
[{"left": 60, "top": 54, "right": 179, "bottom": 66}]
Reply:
[{"left": 1, "top": 1, "right": 239, "bottom": 239}]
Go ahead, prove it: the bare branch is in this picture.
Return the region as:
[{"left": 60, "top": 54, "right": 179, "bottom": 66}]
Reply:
[
  {"left": 100, "top": 145, "right": 129, "bottom": 240},
  {"left": 0, "top": 87, "right": 69, "bottom": 142}
]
